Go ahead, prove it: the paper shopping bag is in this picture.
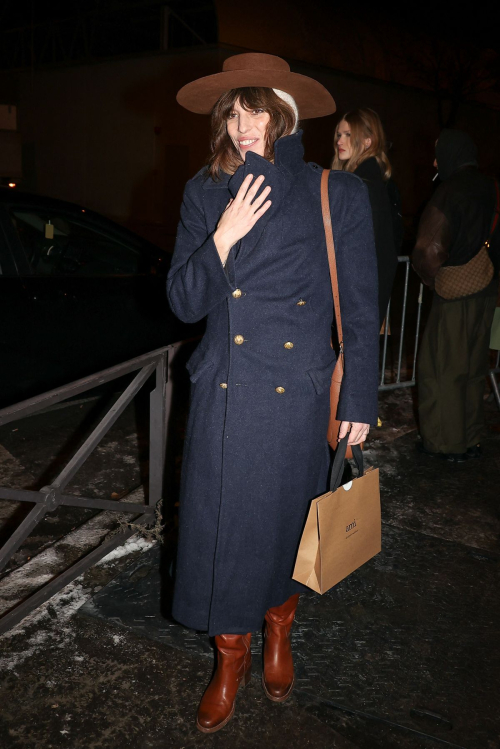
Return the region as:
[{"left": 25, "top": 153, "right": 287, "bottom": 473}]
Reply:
[{"left": 293, "top": 436, "right": 381, "bottom": 594}]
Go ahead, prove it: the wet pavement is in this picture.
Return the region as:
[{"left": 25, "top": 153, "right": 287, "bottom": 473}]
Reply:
[{"left": 0, "top": 383, "right": 499, "bottom": 748}]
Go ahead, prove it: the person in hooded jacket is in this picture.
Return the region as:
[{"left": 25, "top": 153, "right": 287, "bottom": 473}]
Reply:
[
  {"left": 167, "top": 53, "right": 379, "bottom": 733},
  {"left": 413, "top": 129, "right": 499, "bottom": 462},
  {"left": 332, "top": 108, "right": 402, "bottom": 326}
]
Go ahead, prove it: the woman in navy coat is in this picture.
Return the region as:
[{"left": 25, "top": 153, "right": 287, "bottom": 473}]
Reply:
[{"left": 168, "top": 53, "right": 379, "bottom": 734}]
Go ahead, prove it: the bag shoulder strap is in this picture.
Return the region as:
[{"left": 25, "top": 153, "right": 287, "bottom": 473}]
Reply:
[{"left": 321, "top": 169, "right": 344, "bottom": 351}]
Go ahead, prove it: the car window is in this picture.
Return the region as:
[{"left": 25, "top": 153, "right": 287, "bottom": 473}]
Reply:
[
  {"left": 0, "top": 226, "right": 19, "bottom": 277},
  {"left": 10, "top": 209, "right": 143, "bottom": 276}
]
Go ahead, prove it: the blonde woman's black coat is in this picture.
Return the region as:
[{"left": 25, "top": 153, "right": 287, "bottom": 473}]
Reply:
[
  {"left": 354, "top": 157, "right": 399, "bottom": 324},
  {"left": 167, "top": 132, "right": 379, "bottom": 636}
]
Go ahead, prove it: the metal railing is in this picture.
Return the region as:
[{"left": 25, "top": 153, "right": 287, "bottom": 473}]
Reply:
[
  {"left": 0, "top": 343, "right": 181, "bottom": 635},
  {"left": 378, "top": 259, "right": 500, "bottom": 412},
  {"left": 379, "top": 256, "right": 424, "bottom": 391},
  {"left": 490, "top": 350, "right": 500, "bottom": 409}
]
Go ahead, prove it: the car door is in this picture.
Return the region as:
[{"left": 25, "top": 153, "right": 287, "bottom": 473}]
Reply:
[{"left": 0, "top": 211, "right": 42, "bottom": 408}]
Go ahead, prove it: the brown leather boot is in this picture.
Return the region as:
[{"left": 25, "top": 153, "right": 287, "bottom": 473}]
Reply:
[
  {"left": 262, "top": 594, "right": 299, "bottom": 702},
  {"left": 196, "top": 633, "right": 252, "bottom": 734}
]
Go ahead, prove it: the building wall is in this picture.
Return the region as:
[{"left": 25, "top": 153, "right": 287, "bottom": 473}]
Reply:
[
  {"left": 0, "top": 130, "right": 22, "bottom": 179},
  {"left": 3, "top": 46, "right": 499, "bottom": 250}
]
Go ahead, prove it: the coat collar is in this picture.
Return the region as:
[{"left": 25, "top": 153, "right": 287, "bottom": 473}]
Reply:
[
  {"left": 354, "top": 156, "right": 383, "bottom": 182},
  {"left": 203, "top": 130, "right": 305, "bottom": 193},
  {"left": 273, "top": 129, "right": 305, "bottom": 176}
]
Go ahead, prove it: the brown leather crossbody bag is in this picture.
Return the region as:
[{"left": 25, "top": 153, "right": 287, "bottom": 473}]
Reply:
[
  {"left": 435, "top": 179, "right": 499, "bottom": 300},
  {"left": 320, "top": 169, "right": 360, "bottom": 459}
]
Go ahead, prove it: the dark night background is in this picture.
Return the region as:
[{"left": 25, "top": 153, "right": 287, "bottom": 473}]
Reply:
[
  {"left": 1, "top": 6, "right": 500, "bottom": 749},
  {"left": 0, "top": 0, "right": 499, "bottom": 250}
]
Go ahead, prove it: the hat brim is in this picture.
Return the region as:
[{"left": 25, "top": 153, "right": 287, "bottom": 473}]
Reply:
[{"left": 177, "top": 69, "right": 336, "bottom": 119}]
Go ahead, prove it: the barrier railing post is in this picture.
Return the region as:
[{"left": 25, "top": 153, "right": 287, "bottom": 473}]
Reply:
[
  {"left": 149, "top": 350, "right": 168, "bottom": 508},
  {"left": 379, "top": 256, "right": 424, "bottom": 391},
  {"left": 380, "top": 298, "right": 391, "bottom": 388},
  {"left": 490, "top": 350, "right": 500, "bottom": 409},
  {"left": 396, "top": 259, "right": 410, "bottom": 384},
  {"left": 411, "top": 283, "right": 424, "bottom": 383},
  {"left": 0, "top": 344, "right": 179, "bottom": 634}
]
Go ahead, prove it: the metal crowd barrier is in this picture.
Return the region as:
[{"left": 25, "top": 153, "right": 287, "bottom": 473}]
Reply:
[
  {"left": 490, "top": 350, "right": 500, "bottom": 409},
  {"left": 379, "top": 256, "right": 424, "bottom": 391},
  {"left": 379, "top": 258, "right": 500, "bottom": 411},
  {"left": 0, "top": 343, "right": 182, "bottom": 635}
]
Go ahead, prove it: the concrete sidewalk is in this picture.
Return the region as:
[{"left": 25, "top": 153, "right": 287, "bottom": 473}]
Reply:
[{"left": 0, "top": 387, "right": 499, "bottom": 748}]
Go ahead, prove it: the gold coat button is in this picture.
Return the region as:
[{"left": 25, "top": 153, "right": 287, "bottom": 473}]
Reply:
[
  {"left": 297, "top": 299, "right": 306, "bottom": 306},
  {"left": 284, "top": 342, "right": 294, "bottom": 349},
  {"left": 275, "top": 386, "right": 285, "bottom": 394},
  {"left": 232, "top": 288, "right": 242, "bottom": 298},
  {"left": 234, "top": 335, "right": 244, "bottom": 345},
  {"left": 219, "top": 383, "right": 228, "bottom": 389}
]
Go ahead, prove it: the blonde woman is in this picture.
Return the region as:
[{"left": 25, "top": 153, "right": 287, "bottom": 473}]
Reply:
[{"left": 333, "top": 108, "right": 401, "bottom": 323}]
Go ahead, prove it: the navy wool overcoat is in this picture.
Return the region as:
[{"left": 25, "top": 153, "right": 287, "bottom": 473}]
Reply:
[{"left": 167, "top": 132, "right": 379, "bottom": 636}]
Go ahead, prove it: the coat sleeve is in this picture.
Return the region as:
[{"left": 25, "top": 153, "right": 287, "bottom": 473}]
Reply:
[
  {"left": 332, "top": 175, "right": 380, "bottom": 426},
  {"left": 412, "top": 203, "right": 451, "bottom": 288},
  {"left": 167, "top": 178, "right": 233, "bottom": 323}
]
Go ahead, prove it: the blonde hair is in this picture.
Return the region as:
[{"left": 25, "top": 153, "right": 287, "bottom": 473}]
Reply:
[{"left": 332, "top": 108, "right": 391, "bottom": 180}]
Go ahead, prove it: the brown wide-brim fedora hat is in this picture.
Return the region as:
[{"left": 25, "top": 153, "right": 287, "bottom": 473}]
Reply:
[{"left": 177, "top": 53, "right": 336, "bottom": 119}]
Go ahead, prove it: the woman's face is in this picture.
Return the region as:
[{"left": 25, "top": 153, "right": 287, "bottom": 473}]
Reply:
[
  {"left": 336, "top": 118, "right": 372, "bottom": 161},
  {"left": 226, "top": 99, "right": 271, "bottom": 161},
  {"left": 336, "top": 119, "right": 353, "bottom": 161}
]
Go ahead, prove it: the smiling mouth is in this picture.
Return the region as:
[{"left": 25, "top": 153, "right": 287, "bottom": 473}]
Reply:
[{"left": 239, "top": 139, "right": 258, "bottom": 147}]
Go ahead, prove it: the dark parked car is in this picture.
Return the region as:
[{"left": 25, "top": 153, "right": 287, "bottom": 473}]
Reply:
[{"left": 0, "top": 189, "right": 197, "bottom": 408}]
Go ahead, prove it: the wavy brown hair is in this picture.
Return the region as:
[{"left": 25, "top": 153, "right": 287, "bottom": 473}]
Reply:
[
  {"left": 331, "top": 108, "right": 391, "bottom": 180},
  {"left": 207, "top": 87, "right": 297, "bottom": 181}
]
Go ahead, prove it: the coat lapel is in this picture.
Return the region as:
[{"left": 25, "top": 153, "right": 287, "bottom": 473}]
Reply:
[{"left": 226, "top": 132, "right": 306, "bottom": 260}]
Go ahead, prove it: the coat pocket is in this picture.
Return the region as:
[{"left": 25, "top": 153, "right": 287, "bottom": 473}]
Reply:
[
  {"left": 186, "top": 346, "right": 215, "bottom": 383},
  {"left": 306, "top": 358, "right": 336, "bottom": 395}
]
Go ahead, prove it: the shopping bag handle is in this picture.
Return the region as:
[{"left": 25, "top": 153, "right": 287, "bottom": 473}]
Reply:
[{"left": 329, "top": 435, "right": 364, "bottom": 492}]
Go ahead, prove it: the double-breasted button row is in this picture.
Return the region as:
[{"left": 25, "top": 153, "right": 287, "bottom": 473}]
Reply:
[
  {"left": 233, "top": 334, "right": 295, "bottom": 351},
  {"left": 232, "top": 290, "right": 304, "bottom": 304},
  {"left": 220, "top": 382, "right": 284, "bottom": 394},
  {"left": 234, "top": 336, "right": 293, "bottom": 348}
]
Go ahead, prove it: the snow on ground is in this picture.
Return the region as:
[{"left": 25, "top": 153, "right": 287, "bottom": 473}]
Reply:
[
  {"left": 0, "top": 534, "right": 155, "bottom": 674},
  {"left": 96, "top": 536, "right": 153, "bottom": 565},
  {"left": 0, "top": 487, "right": 148, "bottom": 614},
  {"left": 0, "top": 577, "right": 91, "bottom": 672}
]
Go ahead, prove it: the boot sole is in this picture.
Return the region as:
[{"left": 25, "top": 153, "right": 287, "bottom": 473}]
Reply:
[
  {"left": 261, "top": 673, "right": 295, "bottom": 703},
  {"left": 196, "top": 703, "right": 235, "bottom": 734},
  {"left": 196, "top": 667, "right": 251, "bottom": 734}
]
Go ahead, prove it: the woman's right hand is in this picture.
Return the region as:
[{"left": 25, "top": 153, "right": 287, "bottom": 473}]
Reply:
[{"left": 213, "top": 174, "right": 272, "bottom": 265}]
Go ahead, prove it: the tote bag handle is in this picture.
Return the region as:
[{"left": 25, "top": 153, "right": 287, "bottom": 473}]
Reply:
[{"left": 329, "top": 435, "right": 364, "bottom": 492}]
